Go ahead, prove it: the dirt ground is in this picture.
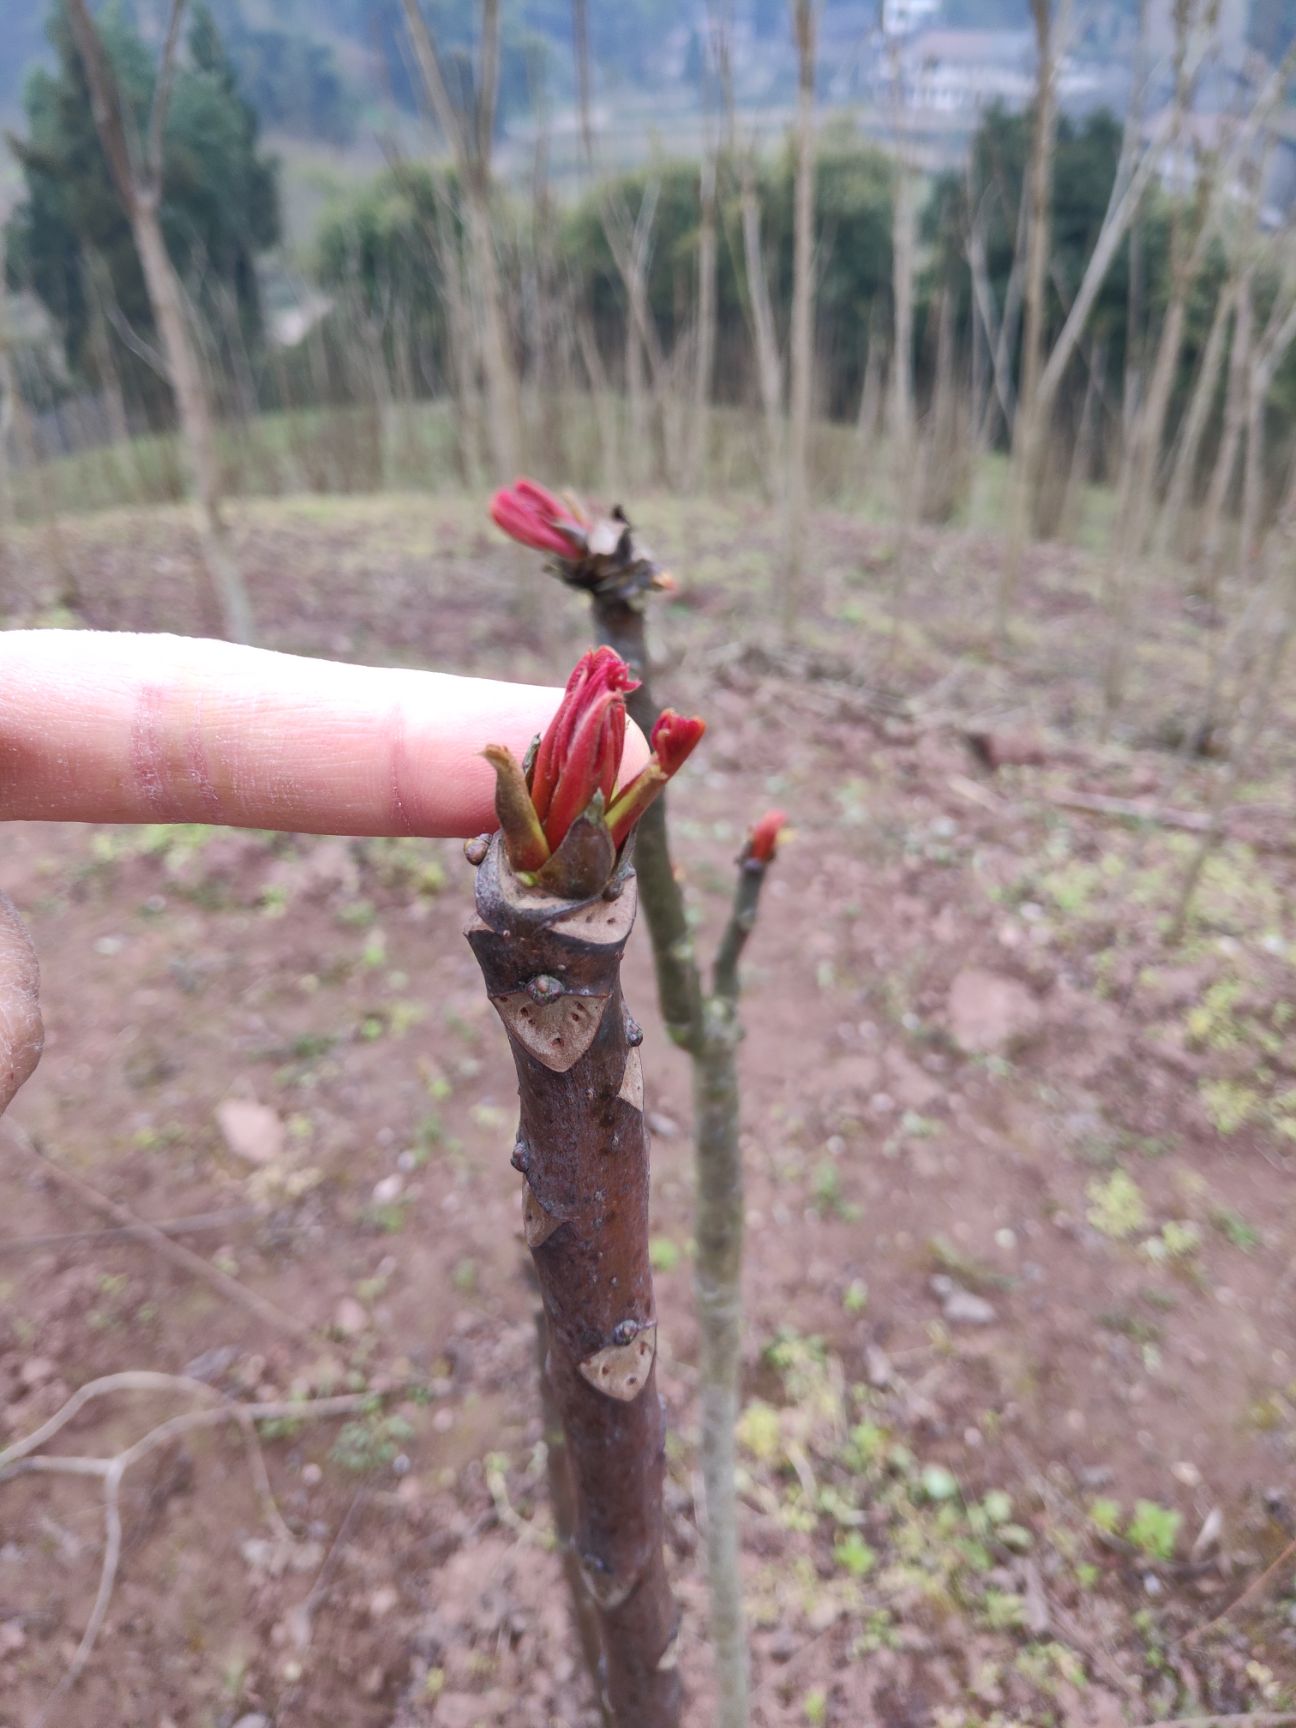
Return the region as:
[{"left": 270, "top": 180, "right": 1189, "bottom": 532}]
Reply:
[{"left": 1, "top": 493, "right": 1294, "bottom": 1728}]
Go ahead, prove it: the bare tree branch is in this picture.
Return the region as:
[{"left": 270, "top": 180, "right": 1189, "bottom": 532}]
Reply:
[
  {"left": 571, "top": 0, "right": 593, "bottom": 162},
  {"left": 400, "top": 0, "right": 468, "bottom": 165},
  {"left": 475, "top": 0, "right": 501, "bottom": 176},
  {"left": 146, "top": 0, "right": 189, "bottom": 185},
  {"left": 1, "top": 1374, "right": 380, "bottom": 1724},
  {"left": 967, "top": 194, "right": 1016, "bottom": 438},
  {"left": 4, "top": 1122, "right": 308, "bottom": 1337},
  {"left": 64, "top": 0, "right": 137, "bottom": 210}
]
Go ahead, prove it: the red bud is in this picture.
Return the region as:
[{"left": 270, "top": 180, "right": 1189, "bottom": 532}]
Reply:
[
  {"left": 490, "top": 477, "right": 589, "bottom": 559},
  {"left": 531, "top": 647, "right": 639, "bottom": 829},
  {"left": 484, "top": 651, "right": 701, "bottom": 890},
  {"left": 747, "top": 809, "right": 786, "bottom": 864},
  {"left": 605, "top": 709, "right": 705, "bottom": 848},
  {"left": 649, "top": 710, "right": 706, "bottom": 777},
  {"left": 540, "top": 686, "right": 626, "bottom": 848}
]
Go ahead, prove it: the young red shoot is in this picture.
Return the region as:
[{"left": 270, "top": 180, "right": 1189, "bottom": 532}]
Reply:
[
  {"left": 606, "top": 711, "right": 706, "bottom": 849},
  {"left": 491, "top": 477, "right": 590, "bottom": 560},
  {"left": 491, "top": 476, "right": 675, "bottom": 604},
  {"left": 745, "top": 808, "right": 787, "bottom": 865},
  {"left": 485, "top": 649, "right": 703, "bottom": 896}
]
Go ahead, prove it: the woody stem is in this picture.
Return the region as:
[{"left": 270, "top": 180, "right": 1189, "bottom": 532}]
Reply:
[{"left": 466, "top": 836, "right": 680, "bottom": 1728}]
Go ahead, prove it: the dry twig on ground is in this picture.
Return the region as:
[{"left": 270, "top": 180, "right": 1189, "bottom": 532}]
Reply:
[{"left": 0, "top": 1372, "right": 379, "bottom": 1724}]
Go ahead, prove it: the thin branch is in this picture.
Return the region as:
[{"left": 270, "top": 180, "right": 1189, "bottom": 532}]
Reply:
[
  {"left": 400, "top": 0, "right": 469, "bottom": 167},
  {"left": 601, "top": 180, "right": 670, "bottom": 388},
  {"left": 1044, "top": 788, "right": 1296, "bottom": 853},
  {"left": 1178, "top": 1533, "right": 1296, "bottom": 1648},
  {"left": 145, "top": 0, "right": 188, "bottom": 185},
  {"left": 4, "top": 1122, "right": 311, "bottom": 1337},
  {"left": 0, "top": 1369, "right": 223, "bottom": 1471},
  {"left": 30, "top": 1462, "right": 123, "bottom": 1727},
  {"left": 1035, "top": 106, "right": 1176, "bottom": 411},
  {"left": 2, "top": 1379, "right": 378, "bottom": 1722},
  {"left": 572, "top": 0, "right": 593, "bottom": 162},
  {"left": 712, "top": 857, "right": 775, "bottom": 1003},
  {"left": 967, "top": 203, "right": 1015, "bottom": 435},
  {"left": 475, "top": 0, "right": 501, "bottom": 177},
  {"left": 1049, "top": 25, "right": 1296, "bottom": 424},
  {"left": 0, "top": 1205, "right": 257, "bottom": 1254},
  {"left": 1252, "top": 279, "right": 1296, "bottom": 393},
  {"left": 300, "top": 1482, "right": 370, "bottom": 1630},
  {"left": 1143, "top": 1716, "right": 1296, "bottom": 1728},
  {"left": 985, "top": 165, "right": 1028, "bottom": 444},
  {"left": 103, "top": 294, "right": 171, "bottom": 380},
  {"left": 65, "top": 0, "right": 138, "bottom": 209}
]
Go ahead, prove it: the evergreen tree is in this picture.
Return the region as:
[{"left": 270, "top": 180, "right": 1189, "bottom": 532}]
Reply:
[{"left": 6, "top": 0, "right": 280, "bottom": 420}]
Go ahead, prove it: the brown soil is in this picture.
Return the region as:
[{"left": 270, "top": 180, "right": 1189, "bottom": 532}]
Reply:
[{"left": 1, "top": 493, "right": 1294, "bottom": 1728}]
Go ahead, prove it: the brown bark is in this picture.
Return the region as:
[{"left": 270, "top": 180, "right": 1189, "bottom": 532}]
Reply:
[
  {"left": 530, "top": 524, "right": 779, "bottom": 1728},
  {"left": 627, "top": 305, "right": 649, "bottom": 485},
  {"left": 533, "top": 1299, "right": 611, "bottom": 1724},
  {"left": 888, "top": 160, "right": 917, "bottom": 499},
  {"left": 466, "top": 838, "right": 680, "bottom": 1728},
  {"left": 436, "top": 208, "right": 485, "bottom": 484},
  {"left": 914, "top": 285, "right": 962, "bottom": 525},
  {"left": 525, "top": 132, "right": 569, "bottom": 481}
]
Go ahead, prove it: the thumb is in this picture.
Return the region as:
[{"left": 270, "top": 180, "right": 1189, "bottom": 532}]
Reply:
[{"left": 0, "top": 894, "right": 43, "bottom": 1115}]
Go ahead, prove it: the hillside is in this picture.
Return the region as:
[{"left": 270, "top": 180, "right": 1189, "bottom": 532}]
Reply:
[{"left": 1, "top": 0, "right": 785, "bottom": 132}]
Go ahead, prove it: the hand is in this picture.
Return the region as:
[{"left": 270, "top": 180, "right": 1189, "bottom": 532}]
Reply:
[{"left": 0, "top": 630, "right": 649, "bottom": 1115}]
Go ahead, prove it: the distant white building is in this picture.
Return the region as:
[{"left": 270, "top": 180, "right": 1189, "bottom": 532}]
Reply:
[{"left": 902, "top": 29, "right": 1036, "bottom": 112}]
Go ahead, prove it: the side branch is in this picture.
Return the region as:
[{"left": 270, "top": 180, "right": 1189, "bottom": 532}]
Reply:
[
  {"left": 400, "top": 0, "right": 469, "bottom": 166},
  {"left": 712, "top": 855, "right": 774, "bottom": 1004},
  {"left": 592, "top": 595, "right": 705, "bottom": 1049}
]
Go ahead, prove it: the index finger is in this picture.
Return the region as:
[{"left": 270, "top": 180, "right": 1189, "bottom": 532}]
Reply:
[{"left": 0, "top": 631, "right": 648, "bottom": 839}]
